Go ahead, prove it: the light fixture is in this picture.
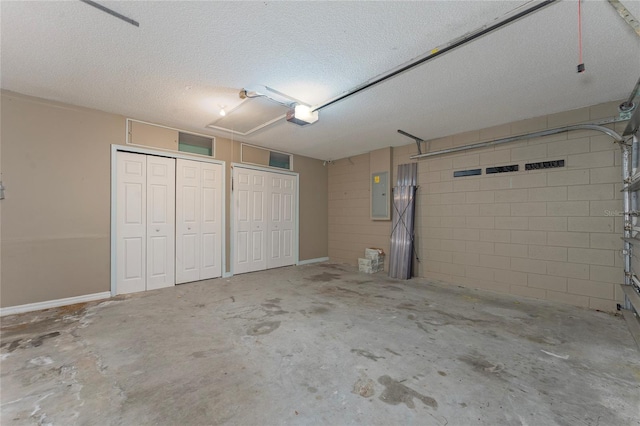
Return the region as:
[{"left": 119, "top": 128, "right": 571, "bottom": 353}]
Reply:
[
  {"left": 239, "top": 85, "right": 299, "bottom": 108},
  {"left": 286, "top": 104, "right": 319, "bottom": 126},
  {"left": 219, "top": 106, "right": 226, "bottom": 116}
]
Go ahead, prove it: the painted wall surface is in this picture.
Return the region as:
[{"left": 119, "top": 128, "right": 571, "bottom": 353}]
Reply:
[
  {"left": 296, "top": 155, "right": 328, "bottom": 261},
  {"left": 0, "top": 91, "right": 328, "bottom": 308},
  {"left": 329, "top": 153, "right": 392, "bottom": 269},
  {"left": 329, "top": 100, "right": 626, "bottom": 312},
  {"left": 1, "top": 93, "right": 121, "bottom": 307}
]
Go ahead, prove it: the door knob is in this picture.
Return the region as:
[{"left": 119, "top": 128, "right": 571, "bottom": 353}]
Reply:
[{"left": 156, "top": 229, "right": 160, "bottom": 232}]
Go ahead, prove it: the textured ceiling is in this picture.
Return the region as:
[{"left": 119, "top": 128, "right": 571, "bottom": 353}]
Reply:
[{"left": 2, "top": 1, "right": 639, "bottom": 160}]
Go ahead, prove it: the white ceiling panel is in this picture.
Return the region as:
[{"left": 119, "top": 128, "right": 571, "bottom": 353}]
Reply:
[{"left": 2, "top": 1, "right": 639, "bottom": 160}]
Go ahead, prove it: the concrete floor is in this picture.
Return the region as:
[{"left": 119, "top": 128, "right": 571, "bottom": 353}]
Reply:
[{"left": 1, "top": 263, "right": 639, "bottom": 425}]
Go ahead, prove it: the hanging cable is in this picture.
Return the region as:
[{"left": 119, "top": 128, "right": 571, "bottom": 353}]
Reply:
[{"left": 577, "top": 0, "right": 585, "bottom": 72}]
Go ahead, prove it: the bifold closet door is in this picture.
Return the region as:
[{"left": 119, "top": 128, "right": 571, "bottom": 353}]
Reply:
[
  {"left": 234, "top": 168, "right": 268, "bottom": 274},
  {"left": 116, "top": 152, "right": 147, "bottom": 294},
  {"left": 116, "top": 152, "right": 175, "bottom": 294},
  {"left": 233, "top": 167, "right": 296, "bottom": 274},
  {"left": 176, "top": 159, "right": 223, "bottom": 284},
  {"left": 146, "top": 156, "right": 176, "bottom": 290},
  {"left": 268, "top": 174, "right": 296, "bottom": 269}
]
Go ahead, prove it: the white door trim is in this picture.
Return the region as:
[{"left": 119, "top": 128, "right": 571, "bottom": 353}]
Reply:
[
  {"left": 230, "top": 163, "right": 299, "bottom": 276},
  {"left": 111, "top": 144, "right": 226, "bottom": 296}
]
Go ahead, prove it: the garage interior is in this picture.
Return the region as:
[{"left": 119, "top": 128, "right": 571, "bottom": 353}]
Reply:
[{"left": 1, "top": 1, "right": 640, "bottom": 425}]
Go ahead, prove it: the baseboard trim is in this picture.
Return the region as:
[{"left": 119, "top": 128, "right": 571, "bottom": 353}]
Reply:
[
  {"left": 0, "top": 292, "right": 112, "bottom": 317},
  {"left": 297, "top": 257, "right": 330, "bottom": 266}
]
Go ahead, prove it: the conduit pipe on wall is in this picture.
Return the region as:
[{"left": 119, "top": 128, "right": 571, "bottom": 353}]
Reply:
[{"left": 409, "top": 124, "right": 624, "bottom": 160}]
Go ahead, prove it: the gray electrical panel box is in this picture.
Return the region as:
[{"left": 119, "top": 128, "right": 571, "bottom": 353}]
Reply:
[{"left": 371, "top": 171, "right": 390, "bottom": 220}]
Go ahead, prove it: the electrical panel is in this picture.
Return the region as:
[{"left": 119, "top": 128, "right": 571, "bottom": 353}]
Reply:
[{"left": 371, "top": 172, "right": 389, "bottom": 219}]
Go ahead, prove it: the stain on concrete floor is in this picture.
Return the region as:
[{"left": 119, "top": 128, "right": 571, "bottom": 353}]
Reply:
[
  {"left": 352, "top": 375, "right": 376, "bottom": 398},
  {"left": 246, "top": 321, "right": 281, "bottom": 336},
  {"left": 1, "top": 263, "right": 639, "bottom": 425},
  {"left": 350, "top": 349, "right": 385, "bottom": 361},
  {"left": 378, "top": 375, "right": 438, "bottom": 409},
  {"left": 306, "top": 272, "right": 341, "bottom": 282}
]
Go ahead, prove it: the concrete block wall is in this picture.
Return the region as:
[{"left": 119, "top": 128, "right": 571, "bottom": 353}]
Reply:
[
  {"left": 328, "top": 154, "right": 391, "bottom": 268},
  {"left": 329, "top": 99, "right": 627, "bottom": 312}
]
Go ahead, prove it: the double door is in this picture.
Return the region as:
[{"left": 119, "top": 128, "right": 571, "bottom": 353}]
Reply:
[
  {"left": 116, "top": 152, "right": 176, "bottom": 294},
  {"left": 115, "top": 152, "right": 222, "bottom": 295},
  {"left": 233, "top": 167, "right": 296, "bottom": 274}
]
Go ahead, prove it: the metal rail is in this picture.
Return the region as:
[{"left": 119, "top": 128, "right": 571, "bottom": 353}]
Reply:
[
  {"left": 315, "top": 0, "right": 557, "bottom": 112},
  {"left": 409, "top": 124, "right": 624, "bottom": 160}
]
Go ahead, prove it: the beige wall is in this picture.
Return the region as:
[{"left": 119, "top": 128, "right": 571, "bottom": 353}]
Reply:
[
  {"left": 329, "top": 100, "right": 626, "bottom": 312},
  {"left": 1, "top": 93, "right": 122, "bottom": 307},
  {"left": 0, "top": 91, "right": 328, "bottom": 308},
  {"left": 329, "top": 154, "right": 392, "bottom": 269},
  {"left": 296, "top": 155, "right": 328, "bottom": 260}
]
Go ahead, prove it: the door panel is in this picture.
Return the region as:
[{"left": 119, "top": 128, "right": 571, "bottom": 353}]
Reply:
[
  {"left": 117, "top": 152, "right": 146, "bottom": 294},
  {"left": 237, "top": 231, "right": 249, "bottom": 265},
  {"left": 149, "top": 237, "right": 167, "bottom": 275},
  {"left": 233, "top": 168, "right": 267, "bottom": 274},
  {"left": 182, "top": 234, "right": 198, "bottom": 270},
  {"left": 124, "top": 237, "right": 144, "bottom": 279},
  {"left": 283, "top": 229, "right": 293, "bottom": 257},
  {"left": 267, "top": 173, "right": 296, "bottom": 269},
  {"left": 234, "top": 167, "right": 296, "bottom": 274},
  {"left": 117, "top": 153, "right": 221, "bottom": 294},
  {"left": 146, "top": 156, "right": 175, "bottom": 290},
  {"left": 252, "top": 230, "right": 264, "bottom": 262},
  {"left": 234, "top": 170, "right": 252, "bottom": 274},
  {"left": 251, "top": 172, "right": 267, "bottom": 270},
  {"left": 200, "top": 163, "right": 222, "bottom": 279},
  {"left": 176, "top": 159, "right": 201, "bottom": 284}
]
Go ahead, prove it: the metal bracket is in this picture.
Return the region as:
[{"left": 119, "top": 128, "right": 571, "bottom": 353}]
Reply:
[
  {"left": 607, "top": 0, "right": 640, "bottom": 37},
  {"left": 397, "top": 130, "right": 427, "bottom": 155}
]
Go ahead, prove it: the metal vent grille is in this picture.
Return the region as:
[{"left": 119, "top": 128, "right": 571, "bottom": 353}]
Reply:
[
  {"left": 453, "top": 169, "right": 482, "bottom": 177},
  {"left": 525, "top": 160, "right": 565, "bottom": 170},
  {"left": 486, "top": 165, "right": 519, "bottom": 174}
]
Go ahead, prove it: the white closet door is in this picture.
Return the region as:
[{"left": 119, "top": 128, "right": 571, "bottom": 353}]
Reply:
[
  {"left": 250, "top": 171, "right": 268, "bottom": 271},
  {"left": 234, "top": 168, "right": 252, "bottom": 274},
  {"left": 176, "top": 159, "right": 201, "bottom": 284},
  {"left": 234, "top": 167, "right": 297, "bottom": 274},
  {"left": 268, "top": 174, "right": 296, "bottom": 269},
  {"left": 176, "top": 159, "right": 223, "bottom": 283},
  {"left": 116, "top": 152, "right": 147, "bottom": 294},
  {"left": 200, "top": 163, "right": 222, "bottom": 280},
  {"left": 234, "top": 168, "right": 267, "bottom": 274},
  {"left": 146, "top": 156, "right": 176, "bottom": 290}
]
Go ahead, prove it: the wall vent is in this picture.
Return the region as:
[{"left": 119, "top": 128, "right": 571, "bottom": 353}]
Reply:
[
  {"left": 486, "top": 165, "right": 519, "bottom": 174},
  {"left": 453, "top": 169, "right": 482, "bottom": 178},
  {"left": 525, "top": 160, "right": 565, "bottom": 170}
]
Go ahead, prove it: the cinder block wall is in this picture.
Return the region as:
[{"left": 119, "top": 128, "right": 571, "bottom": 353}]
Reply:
[
  {"left": 329, "top": 100, "right": 627, "bottom": 312},
  {"left": 328, "top": 154, "right": 391, "bottom": 268}
]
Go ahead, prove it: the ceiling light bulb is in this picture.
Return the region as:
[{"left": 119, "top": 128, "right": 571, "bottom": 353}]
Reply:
[{"left": 219, "top": 108, "right": 226, "bottom": 116}]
